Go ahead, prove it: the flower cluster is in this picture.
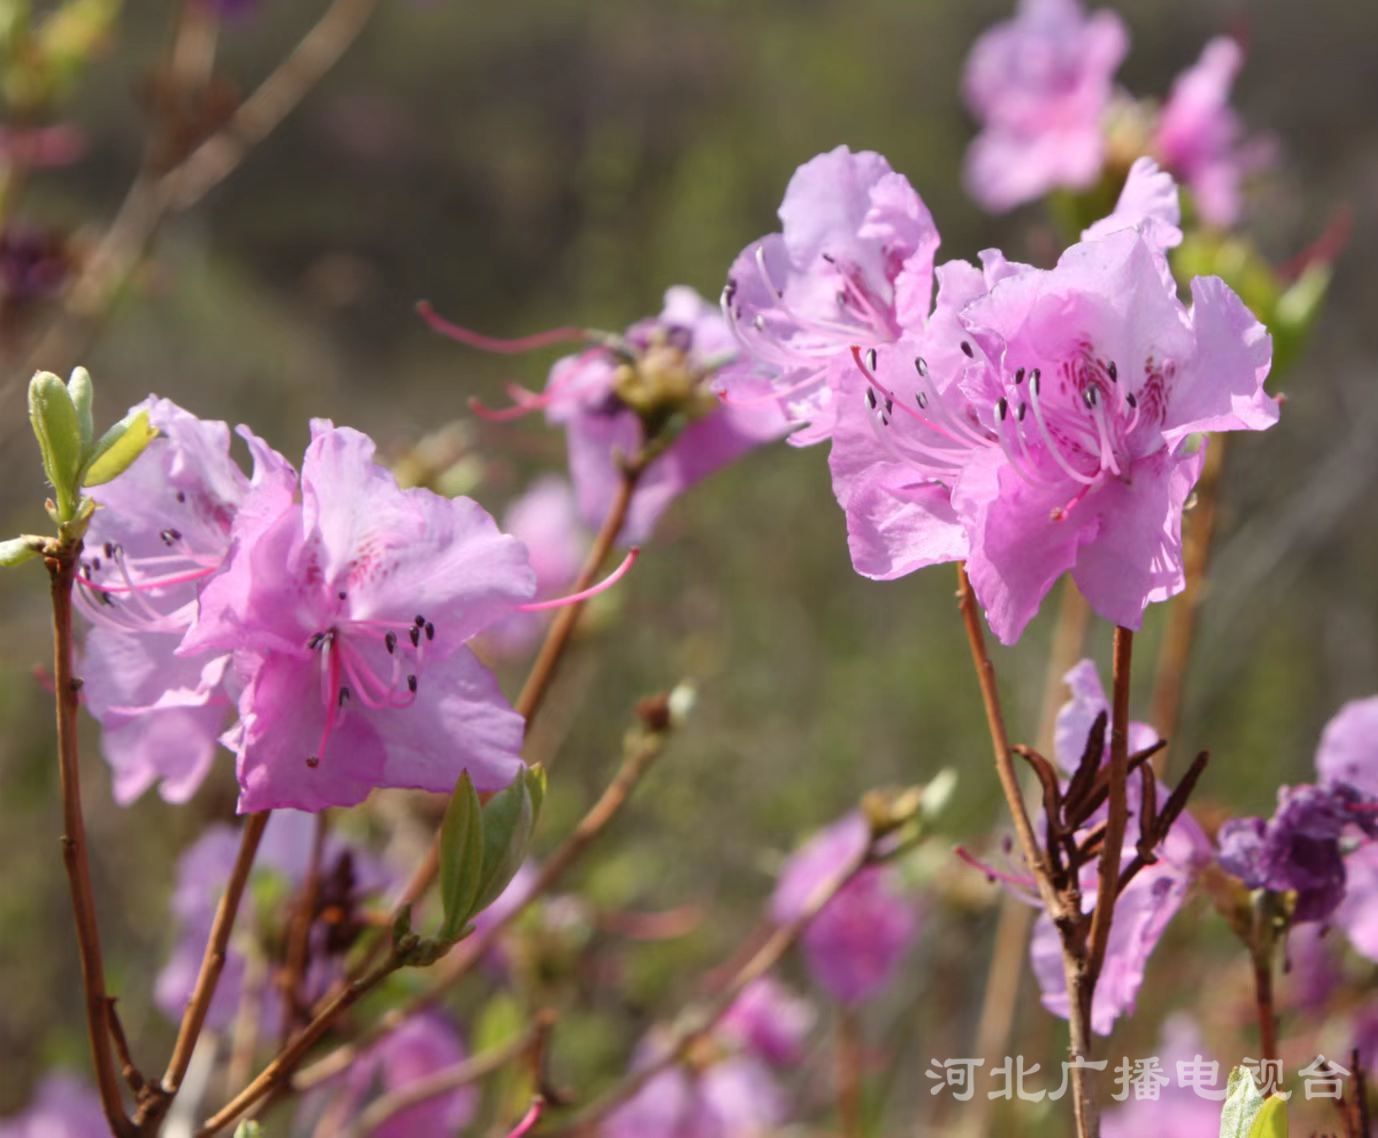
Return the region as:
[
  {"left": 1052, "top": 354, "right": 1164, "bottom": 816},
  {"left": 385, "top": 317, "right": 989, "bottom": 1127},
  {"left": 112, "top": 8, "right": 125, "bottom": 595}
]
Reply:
[
  {"left": 723, "top": 148, "right": 1276, "bottom": 642},
  {"left": 1218, "top": 696, "right": 1378, "bottom": 930},
  {"left": 962, "top": 0, "right": 1270, "bottom": 224},
  {"left": 604, "top": 978, "right": 813, "bottom": 1138},
  {"left": 78, "top": 400, "right": 539, "bottom": 812}
]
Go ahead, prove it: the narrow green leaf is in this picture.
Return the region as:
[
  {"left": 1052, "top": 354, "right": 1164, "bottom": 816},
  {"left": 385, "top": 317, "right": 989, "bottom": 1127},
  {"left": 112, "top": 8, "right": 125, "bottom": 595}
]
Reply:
[
  {"left": 28, "top": 370, "right": 84, "bottom": 520},
  {"left": 438, "top": 771, "right": 484, "bottom": 940},
  {"left": 1246, "top": 1096, "right": 1288, "bottom": 1138},
  {"left": 1219, "top": 1067, "right": 1267, "bottom": 1138},
  {"left": 66, "top": 367, "right": 94, "bottom": 450},
  {"left": 473, "top": 771, "right": 536, "bottom": 914},
  {"left": 524, "top": 763, "right": 547, "bottom": 822},
  {"left": 0, "top": 536, "right": 41, "bottom": 567},
  {"left": 81, "top": 410, "right": 157, "bottom": 487}
]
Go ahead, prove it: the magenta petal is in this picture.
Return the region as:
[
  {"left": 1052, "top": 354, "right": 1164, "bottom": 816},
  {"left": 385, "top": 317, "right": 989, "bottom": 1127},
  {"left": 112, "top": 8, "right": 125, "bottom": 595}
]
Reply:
[
  {"left": 1162, "top": 276, "right": 1277, "bottom": 445},
  {"left": 1070, "top": 448, "right": 1202, "bottom": 630},
  {"left": 1315, "top": 696, "right": 1378, "bottom": 796},
  {"left": 954, "top": 448, "right": 1093, "bottom": 646}
]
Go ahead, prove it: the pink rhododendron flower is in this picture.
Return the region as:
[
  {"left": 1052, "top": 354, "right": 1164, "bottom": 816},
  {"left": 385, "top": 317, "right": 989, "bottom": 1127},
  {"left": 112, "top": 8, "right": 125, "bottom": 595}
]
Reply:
[
  {"left": 538, "top": 287, "right": 786, "bottom": 541},
  {"left": 603, "top": 1034, "right": 786, "bottom": 1138},
  {"left": 1029, "top": 662, "right": 1212, "bottom": 1035},
  {"left": 772, "top": 813, "right": 918, "bottom": 1004},
  {"left": 962, "top": 0, "right": 1128, "bottom": 212},
  {"left": 156, "top": 812, "right": 387, "bottom": 1030},
  {"left": 1154, "top": 37, "right": 1272, "bottom": 228},
  {"left": 829, "top": 167, "right": 1277, "bottom": 643},
  {"left": 78, "top": 396, "right": 294, "bottom": 803},
  {"left": 1101, "top": 1017, "right": 1224, "bottom": 1136},
  {"left": 183, "top": 423, "right": 535, "bottom": 811},
  {"left": 0, "top": 1073, "right": 106, "bottom": 1138},
  {"left": 718, "top": 146, "right": 941, "bottom": 444},
  {"left": 325, "top": 1015, "right": 478, "bottom": 1138},
  {"left": 719, "top": 977, "right": 816, "bottom": 1067},
  {"left": 486, "top": 477, "right": 586, "bottom": 655}
]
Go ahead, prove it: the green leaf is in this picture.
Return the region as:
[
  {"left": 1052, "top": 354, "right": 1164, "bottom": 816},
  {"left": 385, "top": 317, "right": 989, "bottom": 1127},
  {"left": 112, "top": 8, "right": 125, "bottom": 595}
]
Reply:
[
  {"left": 28, "top": 370, "right": 84, "bottom": 520},
  {"left": 438, "top": 771, "right": 484, "bottom": 941},
  {"left": 1246, "top": 1096, "right": 1288, "bottom": 1138},
  {"left": 1219, "top": 1067, "right": 1268, "bottom": 1138},
  {"left": 473, "top": 771, "right": 537, "bottom": 915},
  {"left": 66, "top": 366, "right": 93, "bottom": 450},
  {"left": 524, "top": 763, "right": 547, "bottom": 821},
  {"left": 0, "top": 536, "right": 42, "bottom": 567},
  {"left": 81, "top": 409, "right": 157, "bottom": 487},
  {"left": 233, "top": 1122, "right": 263, "bottom": 1138}
]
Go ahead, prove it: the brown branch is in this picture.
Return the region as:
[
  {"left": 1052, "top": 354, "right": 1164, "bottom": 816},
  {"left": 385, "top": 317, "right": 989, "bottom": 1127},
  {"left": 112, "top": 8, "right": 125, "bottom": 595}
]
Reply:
[
  {"left": 156, "top": 810, "right": 271, "bottom": 1108},
  {"left": 954, "top": 563, "right": 1098, "bottom": 1138},
  {"left": 836, "top": 1006, "right": 865, "bottom": 1138},
  {"left": 107, "top": 999, "right": 146, "bottom": 1096},
  {"left": 197, "top": 953, "right": 400, "bottom": 1137},
  {"left": 1086, "top": 628, "right": 1134, "bottom": 992},
  {"left": 47, "top": 546, "right": 134, "bottom": 1138}
]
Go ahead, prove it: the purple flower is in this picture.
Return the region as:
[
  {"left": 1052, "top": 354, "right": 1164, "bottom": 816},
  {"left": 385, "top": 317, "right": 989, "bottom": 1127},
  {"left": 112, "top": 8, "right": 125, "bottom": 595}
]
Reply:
[
  {"left": 156, "top": 812, "right": 387, "bottom": 1030},
  {"left": 546, "top": 287, "right": 787, "bottom": 541},
  {"left": 1336, "top": 843, "right": 1378, "bottom": 961},
  {"left": 1154, "top": 37, "right": 1272, "bottom": 228},
  {"left": 78, "top": 396, "right": 295, "bottom": 803},
  {"left": 1218, "top": 783, "right": 1378, "bottom": 923},
  {"left": 1101, "top": 1016, "right": 1223, "bottom": 1137},
  {"left": 772, "top": 814, "right": 918, "bottom": 1004},
  {"left": 828, "top": 168, "right": 1277, "bottom": 644},
  {"left": 1029, "top": 661, "right": 1212, "bottom": 1035},
  {"left": 1314, "top": 696, "right": 1378, "bottom": 797},
  {"left": 962, "top": 0, "right": 1128, "bottom": 212},
  {"left": 183, "top": 423, "right": 534, "bottom": 812},
  {"left": 718, "top": 146, "right": 941, "bottom": 444},
  {"left": 328, "top": 1015, "right": 478, "bottom": 1138},
  {"left": 486, "top": 477, "right": 586, "bottom": 656},
  {"left": 0, "top": 1073, "right": 107, "bottom": 1138},
  {"left": 603, "top": 1038, "right": 785, "bottom": 1138},
  {"left": 719, "top": 977, "right": 816, "bottom": 1067}
]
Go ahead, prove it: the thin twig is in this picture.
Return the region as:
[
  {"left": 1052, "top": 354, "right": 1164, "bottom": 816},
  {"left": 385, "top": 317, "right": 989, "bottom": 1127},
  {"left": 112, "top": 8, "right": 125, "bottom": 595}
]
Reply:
[
  {"left": 47, "top": 546, "right": 134, "bottom": 1137},
  {"left": 196, "top": 953, "right": 400, "bottom": 1137},
  {"left": 280, "top": 810, "right": 329, "bottom": 1042},
  {"left": 341, "top": 1015, "right": 552, "bottom": 1138},
  {"left": 159, "top": 812, "right": 271, "bottom": 1101},
  {"left": 953, "top": 564, "right": 1097, "bottom": 1138}
]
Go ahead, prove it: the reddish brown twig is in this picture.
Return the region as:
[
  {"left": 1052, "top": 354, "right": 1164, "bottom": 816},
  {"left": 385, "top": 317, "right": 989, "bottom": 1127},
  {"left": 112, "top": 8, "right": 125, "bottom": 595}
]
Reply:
[{"left": 47, "top": 546, "right": 134, "bottom": 1137}]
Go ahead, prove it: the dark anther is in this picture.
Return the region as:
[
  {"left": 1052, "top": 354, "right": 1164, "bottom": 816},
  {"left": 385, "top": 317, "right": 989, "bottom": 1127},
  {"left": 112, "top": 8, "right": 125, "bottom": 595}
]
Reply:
[
  {"left": 160, "top": 528, "right": 182, "bottom": 545},
  {"left": 409, "top": 626, "right": 421, "bottom": 648},
  {"left": 307, "top": 632, "right": 327, "bottom": 650},
  {"left": 306, "top": 756, "right": 320, "bottom": 768},
  {"left": 1017, "top": 403, "right": 1027, "bottom": 421},
  {"left": 997, "top": 397, "right": 1008, "bottom": 420},
  {"left": 414, "top": 614, "right": 426, "bottom": 627},
  {"left": 385, "top": 631, "right": 397, "bottom": 654},
  {"left": 91, "top": 557, "right": 102, "bottom": 571},
  {"left": 914, "top": 356, "right": 929, "bottom": 377},
  {"left": 1126, "top": 392, "right": 1138, "bottom": 409},
  {"left": 103, "top": 542, "right": 116, "bottom": 560},
  {"left": 337, "top": 590, "right": 347, "bottom": 601},
  {"left": 1107, "top": 361, "right": 1118, "bottom": 382},
  {"left": 864, "top": 348, "right": 878, "bottom": 372},
  {"left": 1030, "top": 369, "right": 1042, "bottom": 393},
  {"left": 960, "top": 340, "right": 974, "bottom": 358},
  {"left": 883, "top": 397, "right": 894, "bottom": 417},
  {"left": 407, "top": 675, "right": 418, "bottom": 694},
  {"left": 916, "top": 392, "right": 928, "bottom": 410},
  {"left": 1014, "top": 367, "right": 1025, "bottom": 385},
  {"left": 1083, "top": 387, "right": 1099, "bottom": 408},
  {"left": 424, "top": 621, "right": 435, "bottom": 641},
  {"left": 175, "top": 491, "right": 187, "bottom": 504},
  {"left": 865, "top": 388, "right": 877, "bottom": 410}
]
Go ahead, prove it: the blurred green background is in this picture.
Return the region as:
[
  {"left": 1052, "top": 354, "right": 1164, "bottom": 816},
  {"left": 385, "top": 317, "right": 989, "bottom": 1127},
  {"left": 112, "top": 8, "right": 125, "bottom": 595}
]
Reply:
[{"left": 1, "top": 0, "right": 1376, "bottom": 1132}]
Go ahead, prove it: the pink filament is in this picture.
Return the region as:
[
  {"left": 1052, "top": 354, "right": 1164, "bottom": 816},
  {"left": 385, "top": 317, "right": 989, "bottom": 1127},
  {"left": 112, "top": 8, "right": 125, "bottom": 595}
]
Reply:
[
  {"left": 517, "top": 548, "right": 640, "bottom": 612},
  {"left": 505, "top": 1099, "right": 544, "bottom": 1138},
  {"left": 417, "top": 300, "right": 587, "bottom": 354}
]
